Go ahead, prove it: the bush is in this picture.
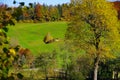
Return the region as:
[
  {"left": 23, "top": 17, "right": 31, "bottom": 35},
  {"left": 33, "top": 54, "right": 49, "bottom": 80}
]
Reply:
[{"left": 69, "top": 72, "right": 85, "bottom": 80}]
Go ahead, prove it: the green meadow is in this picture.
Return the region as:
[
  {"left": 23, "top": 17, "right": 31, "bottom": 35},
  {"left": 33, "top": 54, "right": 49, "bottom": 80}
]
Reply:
[{"left": 7, "top": 21, "right": 68, "bottom": 56}]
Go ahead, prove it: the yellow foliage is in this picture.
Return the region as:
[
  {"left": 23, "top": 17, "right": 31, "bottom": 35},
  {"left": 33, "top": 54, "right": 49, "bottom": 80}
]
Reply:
[
  {"left": 67, "top": 0, "right": 120, "bottom": 58},
  {"left": 9, "top": 48, "right": 16, "bottom": 56},
  {"left": 103, "top": 52, "right": 116, "bottom": 59}
]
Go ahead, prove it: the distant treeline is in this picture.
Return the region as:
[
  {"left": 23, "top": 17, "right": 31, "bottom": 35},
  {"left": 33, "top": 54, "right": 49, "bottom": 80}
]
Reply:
[
  {"left": 3, "top": 2, "right": 73, "bottom": 23},
  {"left": 1, "top": 1, "right": 120, "bottom": 23}
]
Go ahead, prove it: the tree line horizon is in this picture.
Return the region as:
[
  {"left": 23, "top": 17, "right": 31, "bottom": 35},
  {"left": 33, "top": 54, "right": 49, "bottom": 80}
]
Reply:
[{"left": 1, "top": 0, "right": 120, "bottom": 23}]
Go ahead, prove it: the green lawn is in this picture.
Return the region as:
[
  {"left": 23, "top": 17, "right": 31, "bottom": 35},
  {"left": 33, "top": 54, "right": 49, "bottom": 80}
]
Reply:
[{"left": 7, "top": 21, "right": 68, "bottom": 56}]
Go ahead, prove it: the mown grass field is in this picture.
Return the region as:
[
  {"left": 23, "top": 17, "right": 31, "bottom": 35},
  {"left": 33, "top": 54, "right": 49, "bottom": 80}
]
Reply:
[{"left": 7, "top": 21, "right": 68, "bottom": 56}]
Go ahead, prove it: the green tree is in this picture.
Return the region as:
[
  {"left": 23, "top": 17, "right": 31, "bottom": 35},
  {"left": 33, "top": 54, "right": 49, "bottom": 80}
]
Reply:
[
  {"left": 34, "top": 52, "right": 56, "bottom": 80},
  {"left": 12, "top": 6, "right": 23, "bottom": 21},
  {"left": 28, "top": 3, "right": 34, "bottom": 20},
  {"left": 57, "top": 4, "right": 62, "bottom": 19},
  {"left": 42, "top": 4, "right": 50, "bottom": 22},
  {"left": 49, "top": 5, "right": 59, "bottom": 21},
  {"left": 98, "top": 56, "right": 120, "bottom": 80},
  {"left": 58, "top": 44, "right": 93, "bottom": 80},
  {"left": 65, "top": 0, "right": 120, "bottom": 80}
]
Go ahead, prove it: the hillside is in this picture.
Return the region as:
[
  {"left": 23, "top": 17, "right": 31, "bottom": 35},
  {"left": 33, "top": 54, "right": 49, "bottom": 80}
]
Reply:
[{"left": 7, "top": 22, "right": 68, "bottom": 55}]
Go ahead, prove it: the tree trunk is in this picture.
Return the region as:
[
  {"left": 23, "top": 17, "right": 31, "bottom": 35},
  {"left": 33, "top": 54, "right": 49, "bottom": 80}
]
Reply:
[
  {"left": 94, "top": 56, "right": 100, "bottom": 80},
  {"left": 45, "top": 67, "right": 48, "bottom": 80}
]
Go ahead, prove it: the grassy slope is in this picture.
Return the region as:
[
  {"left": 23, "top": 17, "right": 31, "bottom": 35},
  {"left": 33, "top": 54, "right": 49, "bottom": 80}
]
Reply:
[{"left": 7, "top": 22, "right": 68, "bottom": 56}]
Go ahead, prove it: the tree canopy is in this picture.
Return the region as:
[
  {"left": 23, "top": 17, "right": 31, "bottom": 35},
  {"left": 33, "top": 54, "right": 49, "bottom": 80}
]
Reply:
[{"left": 65, "top": 0, "right": 120, "bottom": 80}]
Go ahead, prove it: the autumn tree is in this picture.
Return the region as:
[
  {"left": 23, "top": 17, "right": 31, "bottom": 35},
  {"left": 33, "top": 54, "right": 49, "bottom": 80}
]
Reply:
[
  {"left": 65, "top": 0, "right": 120, "bottom": 80},
  {"left": 34, "top": 3, "right": 43, "bottom": 21},
  {"left": 0, "top": 4, "right": 18, "bottom": 79},
  {"left": 113, "top": 1, "right": 120, "bottom": 19},
  {"left": 49, "top": 5, "right": 59, "bottom": 21},
  {"left": 22, "top": 6, "right": 30, "bottom": 20},
  {"left": 61, "top": 3, "right": 72, "bottom": 21}
]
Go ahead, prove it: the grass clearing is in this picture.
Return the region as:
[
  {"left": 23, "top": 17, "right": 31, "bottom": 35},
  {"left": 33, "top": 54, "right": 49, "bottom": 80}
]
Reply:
[{"left": 7, "top": 22, "right": 68, "bottom": 56}]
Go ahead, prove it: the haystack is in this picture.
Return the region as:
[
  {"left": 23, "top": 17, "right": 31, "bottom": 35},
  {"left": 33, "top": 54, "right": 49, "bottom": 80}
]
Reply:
[{"left": 43, "top": 32, "right": 54, "bottom": 44}]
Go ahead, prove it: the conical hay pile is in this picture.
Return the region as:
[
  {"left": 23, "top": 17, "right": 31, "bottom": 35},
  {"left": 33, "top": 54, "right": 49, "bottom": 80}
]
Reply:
[{"left": 43, "top": 32, "right": 54, "bottom": 43}]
